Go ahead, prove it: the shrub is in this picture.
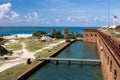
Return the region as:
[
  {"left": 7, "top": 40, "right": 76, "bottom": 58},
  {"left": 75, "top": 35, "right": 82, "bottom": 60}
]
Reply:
[
  {"left": 33, "top": 30, "right": 47, "bottom": 38},
  {"left": 0, "top": 45, "right": 8, "bottom": 56}
]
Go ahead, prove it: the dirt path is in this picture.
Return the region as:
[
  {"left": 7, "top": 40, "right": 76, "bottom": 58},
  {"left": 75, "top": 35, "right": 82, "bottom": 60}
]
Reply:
[{"left": 0, "top": 40, "right": 65, "bottom": 72}]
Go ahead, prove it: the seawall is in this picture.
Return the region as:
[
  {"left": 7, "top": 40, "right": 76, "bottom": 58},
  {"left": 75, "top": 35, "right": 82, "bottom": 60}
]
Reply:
[{"left": 16, "top": 40, "right": 76, "bottom": 80}]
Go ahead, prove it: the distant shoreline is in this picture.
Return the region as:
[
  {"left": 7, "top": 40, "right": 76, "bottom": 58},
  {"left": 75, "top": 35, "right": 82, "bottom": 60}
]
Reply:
[
  {"left": 3, "top": 34, "right": 32, "bottom": 39},
  {"left": 0, "top": 27, "right": 98, "bottom": 36}
]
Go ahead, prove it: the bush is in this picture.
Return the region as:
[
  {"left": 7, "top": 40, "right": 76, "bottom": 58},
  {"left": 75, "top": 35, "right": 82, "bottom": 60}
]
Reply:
[
  {"left": 48, "top": 31, "right": 64, "bottom": 39},
  {"left": 47, "top": 34, "right": 54, "bottom": 38},
  {"left": 76, "top": 32, "right": 83, "bottom": 37},
  {"left": 33, "top": 30, "right": 47, "bottom": 38},
  {"left": 69, "top": 34, "right": 76, "bottom": 39},
  {"left": 0, "top": 45, "right": 8, "bottom": 56},
  {"left": 55, "top": 31, "right": 64, "bottom": 39},
  {"left": 0, "top": 38, "right": 3, "bottom": 42}
]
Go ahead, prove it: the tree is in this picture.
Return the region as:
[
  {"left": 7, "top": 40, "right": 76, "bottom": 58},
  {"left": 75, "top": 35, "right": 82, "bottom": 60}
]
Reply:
[
  {"left": 33, "top": 30, "right": 47, "bottom": 38},
  {"left": 52, "top": 28, "right": 56, "bottom": 38},
  {"left": 0, "top": 45, "right": 9, "bottom": 56},
  {"left": 63, "top": 27, "right": 70, "bottom": 42},
  {"left": 55, "top": 31, "right": 64, "bottom": 39},
  {"left": 76, "top": 32, "right": 83, "bottom": 37},
  {"left": 69, "top": 34, "right": 76, "bottom": 39},
  {"left": 0, "top": 38, "right": 3, "bottom": 42}
]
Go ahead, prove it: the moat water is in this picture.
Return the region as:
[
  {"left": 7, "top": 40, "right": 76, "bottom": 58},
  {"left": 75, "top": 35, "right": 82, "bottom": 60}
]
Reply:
[{"left": 27, "top": 41, "right": 103, "bottom": 80}]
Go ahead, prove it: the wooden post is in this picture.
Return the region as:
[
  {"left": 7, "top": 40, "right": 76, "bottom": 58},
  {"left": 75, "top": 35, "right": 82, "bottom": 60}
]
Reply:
[
  {"left": 66, "top": 60, "right": 70, "bottom": 65},
  {"left": 79, "top": 61, "right": 83, "bottom": 66},
  {"left": 26, "top": 58, "right": 31, "bottom": 64},
  {"left": 54, "top": 60, "right": 58, "bottom": 65}
]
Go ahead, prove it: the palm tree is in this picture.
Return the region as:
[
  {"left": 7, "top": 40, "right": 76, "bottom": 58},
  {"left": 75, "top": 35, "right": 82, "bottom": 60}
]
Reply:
[
  {"left": 52, "top": 28, "right": 56, "bottom": 38},
  {"left": 63, "top": 27, "right": 70, "bottom": 42}
]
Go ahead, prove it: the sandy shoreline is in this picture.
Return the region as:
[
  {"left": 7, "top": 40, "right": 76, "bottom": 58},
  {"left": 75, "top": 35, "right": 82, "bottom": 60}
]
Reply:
[{"left": 3, "top": 34, "right": 32, "bottom": 39}]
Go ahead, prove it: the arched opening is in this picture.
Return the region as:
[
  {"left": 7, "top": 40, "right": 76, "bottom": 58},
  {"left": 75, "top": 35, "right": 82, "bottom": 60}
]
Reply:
[
  {"left": 107, "top": 56, "right": 109, "bottom": 64},
  {"left": 95, "top": 34, "right": 97, "bottom": 36},
  {"left": 110, "top": 60, "right": 112, "bottom": 72},
  {"left": 86, "top": 34, "right": 88, "bottom": 36},
  {"left": 114, "top": 70, "right": 117, "bottom": 80},
  {"left": 91, "top": 34, "right": 93, "bottom": 36}
]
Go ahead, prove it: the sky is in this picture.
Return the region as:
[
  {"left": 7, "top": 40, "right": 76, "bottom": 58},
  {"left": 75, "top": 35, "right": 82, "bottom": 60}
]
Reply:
[{"left": 0, "top": 0, "right": 120, "bottom": 27}]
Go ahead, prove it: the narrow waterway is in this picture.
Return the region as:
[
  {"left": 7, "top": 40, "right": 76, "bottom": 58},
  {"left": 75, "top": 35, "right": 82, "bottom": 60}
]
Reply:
[{"left": 27, "top": 41, "right": 103, "bottom": 80}]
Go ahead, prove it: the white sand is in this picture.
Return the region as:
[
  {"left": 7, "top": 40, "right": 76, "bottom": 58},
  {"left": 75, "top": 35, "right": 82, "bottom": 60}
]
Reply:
[
  {"left": 3, "top": 34, "right": 32, "bottom": 39},
  {"left": 0, "top": 40, "right": 65, "bottom": 72}
]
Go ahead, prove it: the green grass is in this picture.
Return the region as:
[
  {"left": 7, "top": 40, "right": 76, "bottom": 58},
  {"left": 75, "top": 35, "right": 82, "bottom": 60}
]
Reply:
[
  {"left": 0, "top": 60, "right": 39, "bottom": 80},
  {"left": 6, "top": 41, "right": 22, "bottom": 51},
  {"left": 0, "top": 41, "right": 69, "bottom": 80},
  {"left": 34, "top": 42, "right": 68, "bottom": 57},
  {"left": 0, "top": 57, "right": 17, "bottom": 61},
  {"left": 25, "top": 39, "right": 64, "bottom": 52},
  {"left": 116, "top": 34, "right": 120, "bottom": 38},
  {"left": 100, "top": 29, "right": 120, "bottom": 39}
]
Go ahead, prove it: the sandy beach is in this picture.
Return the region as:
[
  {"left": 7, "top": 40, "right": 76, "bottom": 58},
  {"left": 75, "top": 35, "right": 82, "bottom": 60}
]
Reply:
[{"left": 3, "top": 34, "right": 32, "bottom": 39}]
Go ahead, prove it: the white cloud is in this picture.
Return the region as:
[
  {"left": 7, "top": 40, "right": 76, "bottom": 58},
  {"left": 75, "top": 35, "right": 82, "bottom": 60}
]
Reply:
[
  {"left": 33, "top": 12, "right": 39, "bottom": 21},
  {"left": 67, "top": 16, "right": 75, "bottom": 22},
  {"left": 66, "top": 16, "right": 89, "bottom": 22},
  {"left": 0, "top": 2, "right": 11, "bottom": 19},
  {"left": 10, "top": 11, "right": 19, "bottom": 20},
  {"left": 0, "top": 2, "right": 22, "bottom": 23},
  {"left": 77, "top": 16, "right": 89, "bottom": 22},
  {"left": 25, "top": 12, "right": 39, "bottom": 22},
  {"left": 55, "top": 18, "right": 60, "bottom": 23},
  {"left": 94, "top": 17, "right": 98, "bottom": 21},
  {"left": 67, "top": 16, "right": 72, "bottom": 21}
]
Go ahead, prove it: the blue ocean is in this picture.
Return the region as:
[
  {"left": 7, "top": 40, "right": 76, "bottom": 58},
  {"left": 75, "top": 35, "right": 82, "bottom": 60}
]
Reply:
[{"left": 0, "top": 27, "right": 98, "bottom": 35}]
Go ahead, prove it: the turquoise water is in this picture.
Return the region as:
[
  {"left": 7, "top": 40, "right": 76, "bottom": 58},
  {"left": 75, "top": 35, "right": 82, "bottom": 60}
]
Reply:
[
  {"left": 27, "top": 41, "right": 103, "bottom": 80},
  {"left": 0, "top": 27, "right": 98, "bottom": 35}
]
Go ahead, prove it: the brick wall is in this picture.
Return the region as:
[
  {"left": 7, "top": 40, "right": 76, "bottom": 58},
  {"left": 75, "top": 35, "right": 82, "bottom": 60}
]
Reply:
[{"left": 84, "top": 29, "right": 120, "bottom": 80}]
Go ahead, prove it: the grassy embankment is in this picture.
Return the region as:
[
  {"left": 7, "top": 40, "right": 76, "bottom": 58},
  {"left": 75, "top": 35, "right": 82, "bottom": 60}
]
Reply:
[
  {"left": 25, "top": 39, "right": 64, "bottom": 52},
  {"left": 5, "top": 37, "right": 64, "bottom": 52},
  {"left": 5, "top": 40, "right": 22, "bottom": 51},
  {"left": 0, "top": 42, "right": 69, "bottom": 80},
  {"left": 100, "top": 28, "right": 120, "bottom": 39}
]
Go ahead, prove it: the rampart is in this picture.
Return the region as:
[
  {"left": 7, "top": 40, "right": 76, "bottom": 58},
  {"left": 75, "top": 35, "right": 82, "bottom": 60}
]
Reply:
[{"left": 84, "top": 29, "right": 120, "bottom": 80}]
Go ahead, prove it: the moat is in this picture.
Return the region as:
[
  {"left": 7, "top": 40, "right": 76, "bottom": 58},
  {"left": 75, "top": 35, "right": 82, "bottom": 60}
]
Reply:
[{"left": 27, "top": 41, "right": 103, "bottom": 80}]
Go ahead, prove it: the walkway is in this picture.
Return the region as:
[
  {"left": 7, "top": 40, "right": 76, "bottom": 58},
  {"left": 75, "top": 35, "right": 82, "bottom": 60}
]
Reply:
[
  {"left": 0, "top": 40, "right": 65, "bottom": 72},
  {"left": 38, "top": 57, "right": 101, "bottom": 62}
]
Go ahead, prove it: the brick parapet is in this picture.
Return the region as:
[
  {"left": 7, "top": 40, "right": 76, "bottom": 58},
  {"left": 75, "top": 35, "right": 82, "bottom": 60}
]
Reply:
[{"left": 84, "top": 29, "right": 120, "bottom": 80}]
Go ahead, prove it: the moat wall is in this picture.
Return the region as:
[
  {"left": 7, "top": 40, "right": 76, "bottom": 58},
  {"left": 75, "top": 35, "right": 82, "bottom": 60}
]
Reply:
[
  {"left": 84, "top": 29, "right": 120, "bottom": 80},
  {"left": 17, "top": 40, "right": 76, "bottom": 80}
]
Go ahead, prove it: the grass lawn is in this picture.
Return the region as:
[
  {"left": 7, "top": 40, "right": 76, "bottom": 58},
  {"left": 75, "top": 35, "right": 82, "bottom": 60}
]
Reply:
[
  {"left": 100, "top": 29, "right": 120, "bottom": 40},
  {"left": 0, "top": 41, "right": 69, "bottom": 80},
  {"left": 25, "top": 39, "right": 64, "bottom": 52},
  {"left": 5, "top": 41, "right": 22, "bottom": 51},
  {"left": 5, "top": 37, "right": 31, "bottom": 51},
  {"left": 0, "top": 60, "right": 39, "bottom": 80},
  {"left": 34, "top": 42, "right": 68, "bottom": 57},
  {"left": 0, "top": 57, "right": 17, "bottom": 61}
]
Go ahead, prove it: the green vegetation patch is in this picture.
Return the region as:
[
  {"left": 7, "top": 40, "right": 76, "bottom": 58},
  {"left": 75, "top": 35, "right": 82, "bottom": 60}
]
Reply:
[
  {"left": 0, "top": 60, "right": 39, "bottom": 80},
  {"left": 0, "top": 57, "right": 17, "bottom": 61},
  {"left": 34, "top": 42, "right": 69, "bottom": 57},
  {"left": 6, "top": 41, "right": 22, "bottom": 51},
  {"left": 25, "top": 39, "right": 64, "bottom": 52},
  {"left": 0, "top": 41, "right": 69, "bottom": 80},
  {"left": 0, "top": 45, "right": 9, "bottom": 56}
]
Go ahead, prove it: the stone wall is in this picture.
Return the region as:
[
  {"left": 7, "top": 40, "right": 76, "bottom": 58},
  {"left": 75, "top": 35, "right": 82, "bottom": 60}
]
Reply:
[
  {"left": 84, "top": 29, "right": 120, "bottom": 80},
  {"left": 83, "top": 29, "right": 98, "bottom": 42}
]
